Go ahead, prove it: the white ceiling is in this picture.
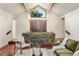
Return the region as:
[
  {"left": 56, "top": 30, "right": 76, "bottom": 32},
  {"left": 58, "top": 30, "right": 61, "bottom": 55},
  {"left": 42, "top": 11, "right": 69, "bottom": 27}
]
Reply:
[
  {"left": 0, "top": 3, "right": 25, "bottom": 16},
  {"left": 51, "top": 3, "right": 79, "bottom": 16},
  {"left": 25, "top": 3, "right": 51, "bottom": 10},
  {"left": 0, "top": 3, "right": 79, "bottom": 17}
]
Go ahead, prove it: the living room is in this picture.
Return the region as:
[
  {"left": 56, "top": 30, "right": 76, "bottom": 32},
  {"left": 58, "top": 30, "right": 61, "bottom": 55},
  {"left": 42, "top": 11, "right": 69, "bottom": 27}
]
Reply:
[{"left": 0, "top": 3, "right": 79, "bottom": 56}]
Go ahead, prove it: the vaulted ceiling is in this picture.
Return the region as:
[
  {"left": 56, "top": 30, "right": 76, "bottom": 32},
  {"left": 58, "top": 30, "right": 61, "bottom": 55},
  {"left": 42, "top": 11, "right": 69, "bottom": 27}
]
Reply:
[
  {"left": 0, "top": 3, "right": 79, "bottom": 17},
  {"left": 24, "top": 3, "right": 54, "bottom": 13},
  {"left": 0, "top": 3, "right": 25, "bottom": 17},
  {"left": 24, "top": 3, "right": 51, "bottom": 10},
  {"left": 51, "top": 3, "right": 79, "bottom": 16}
]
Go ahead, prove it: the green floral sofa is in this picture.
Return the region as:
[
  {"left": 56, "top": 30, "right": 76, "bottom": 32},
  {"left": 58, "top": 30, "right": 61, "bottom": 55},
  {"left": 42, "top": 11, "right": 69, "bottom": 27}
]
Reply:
[
  {"left": 22, "top": 32, "right": 55, "bottom": 45},
  {"left": 54, "top": 39, "right": 79, "bottom": 56}
]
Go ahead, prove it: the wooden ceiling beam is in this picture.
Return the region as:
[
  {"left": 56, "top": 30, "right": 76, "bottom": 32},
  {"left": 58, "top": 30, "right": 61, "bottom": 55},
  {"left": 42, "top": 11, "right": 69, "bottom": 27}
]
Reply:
[
  {"left": 23, "top": 3, "right": 30, "bottom": 14},
  {"left": 47, "top": 3, "right": 55, "bottom": 13}
]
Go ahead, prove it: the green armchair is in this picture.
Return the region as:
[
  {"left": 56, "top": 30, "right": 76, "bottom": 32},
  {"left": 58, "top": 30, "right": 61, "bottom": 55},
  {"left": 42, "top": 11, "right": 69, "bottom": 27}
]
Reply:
[{"left": 54, "top": 39, "right": 79, "bottom": 56}]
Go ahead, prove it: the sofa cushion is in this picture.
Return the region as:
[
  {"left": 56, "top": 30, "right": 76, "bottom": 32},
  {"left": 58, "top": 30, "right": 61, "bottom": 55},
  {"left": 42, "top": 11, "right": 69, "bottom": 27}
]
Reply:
[
  {"left": 75, "top": 42, "right": 79, "bottom": 51},
  {"left": 54, "top": 48, "right": 73, "bottom": 54},
  {"left": 54, "top": 48, "right": 73, "bottom": 56},
  {"left": 65, "top": 39, "right": 78, "bottom": 52}
]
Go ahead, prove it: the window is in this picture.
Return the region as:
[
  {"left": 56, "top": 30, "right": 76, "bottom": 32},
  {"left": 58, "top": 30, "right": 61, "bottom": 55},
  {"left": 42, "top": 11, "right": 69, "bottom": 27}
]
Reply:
[{"left": 30, "top": 6, "right": 47, "bottom": 18}]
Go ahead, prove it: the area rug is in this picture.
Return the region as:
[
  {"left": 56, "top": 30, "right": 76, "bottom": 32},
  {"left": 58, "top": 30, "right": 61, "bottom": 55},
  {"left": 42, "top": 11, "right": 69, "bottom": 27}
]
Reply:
[{"left": 14, "top": 48, "right": 55, "bottom": 56}]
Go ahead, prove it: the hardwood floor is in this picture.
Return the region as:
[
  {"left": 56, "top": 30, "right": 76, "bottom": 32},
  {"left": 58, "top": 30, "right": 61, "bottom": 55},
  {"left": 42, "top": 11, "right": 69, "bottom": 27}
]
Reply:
[{"left": 0, "top": 44, "right": 18, "bottom": 56}]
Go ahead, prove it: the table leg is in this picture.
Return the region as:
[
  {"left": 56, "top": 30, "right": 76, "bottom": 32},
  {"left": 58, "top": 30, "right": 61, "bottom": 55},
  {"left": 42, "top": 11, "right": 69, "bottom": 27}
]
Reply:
[
  {"left": 14, "top": 43, "right": 16, "bottom": 55},
  {"left": 20, "top": 43, "right": 22, "bottom": 54}
]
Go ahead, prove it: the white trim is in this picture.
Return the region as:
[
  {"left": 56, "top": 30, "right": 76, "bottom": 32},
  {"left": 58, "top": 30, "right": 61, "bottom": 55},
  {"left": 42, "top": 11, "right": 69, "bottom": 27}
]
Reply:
[{"left": 12, "top": 19, "right": 16, "bottom": 39}]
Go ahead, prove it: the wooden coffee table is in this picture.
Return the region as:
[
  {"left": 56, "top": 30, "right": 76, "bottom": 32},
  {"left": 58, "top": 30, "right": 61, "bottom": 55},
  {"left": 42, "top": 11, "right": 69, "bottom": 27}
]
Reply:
[{"left": 41, "top": 44, "right": 53, "bottom": 49}]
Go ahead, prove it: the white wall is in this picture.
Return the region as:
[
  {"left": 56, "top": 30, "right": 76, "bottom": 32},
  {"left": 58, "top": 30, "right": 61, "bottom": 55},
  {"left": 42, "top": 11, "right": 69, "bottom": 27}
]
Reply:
[
  {"left": 16, "top": 12, "right": 64, "bottom": 38},
  {"left": 65, "top": 8, "right": 79, "bottom": 41},
  {"left": 47, "top": 13, "right": 64, "bottom": 38},
  {"left": 0, "top": 9, "right": 13, "bottom": 48},
  {"left": 16, "top": 12, "right": 29, "bottom": 38}
]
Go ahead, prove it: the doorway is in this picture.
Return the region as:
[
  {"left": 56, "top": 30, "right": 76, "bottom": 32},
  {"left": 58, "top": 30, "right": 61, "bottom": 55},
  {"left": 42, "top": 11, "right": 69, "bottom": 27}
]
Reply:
[{"left": 30, "top": 20, "right": 47, "bottom": 32}]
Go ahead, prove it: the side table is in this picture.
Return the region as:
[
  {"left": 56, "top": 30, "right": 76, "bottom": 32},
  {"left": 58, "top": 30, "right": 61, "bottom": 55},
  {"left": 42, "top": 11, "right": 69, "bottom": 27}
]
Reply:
[{"left": 9, "top": 40, "right": 22, "bottom": 54}]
